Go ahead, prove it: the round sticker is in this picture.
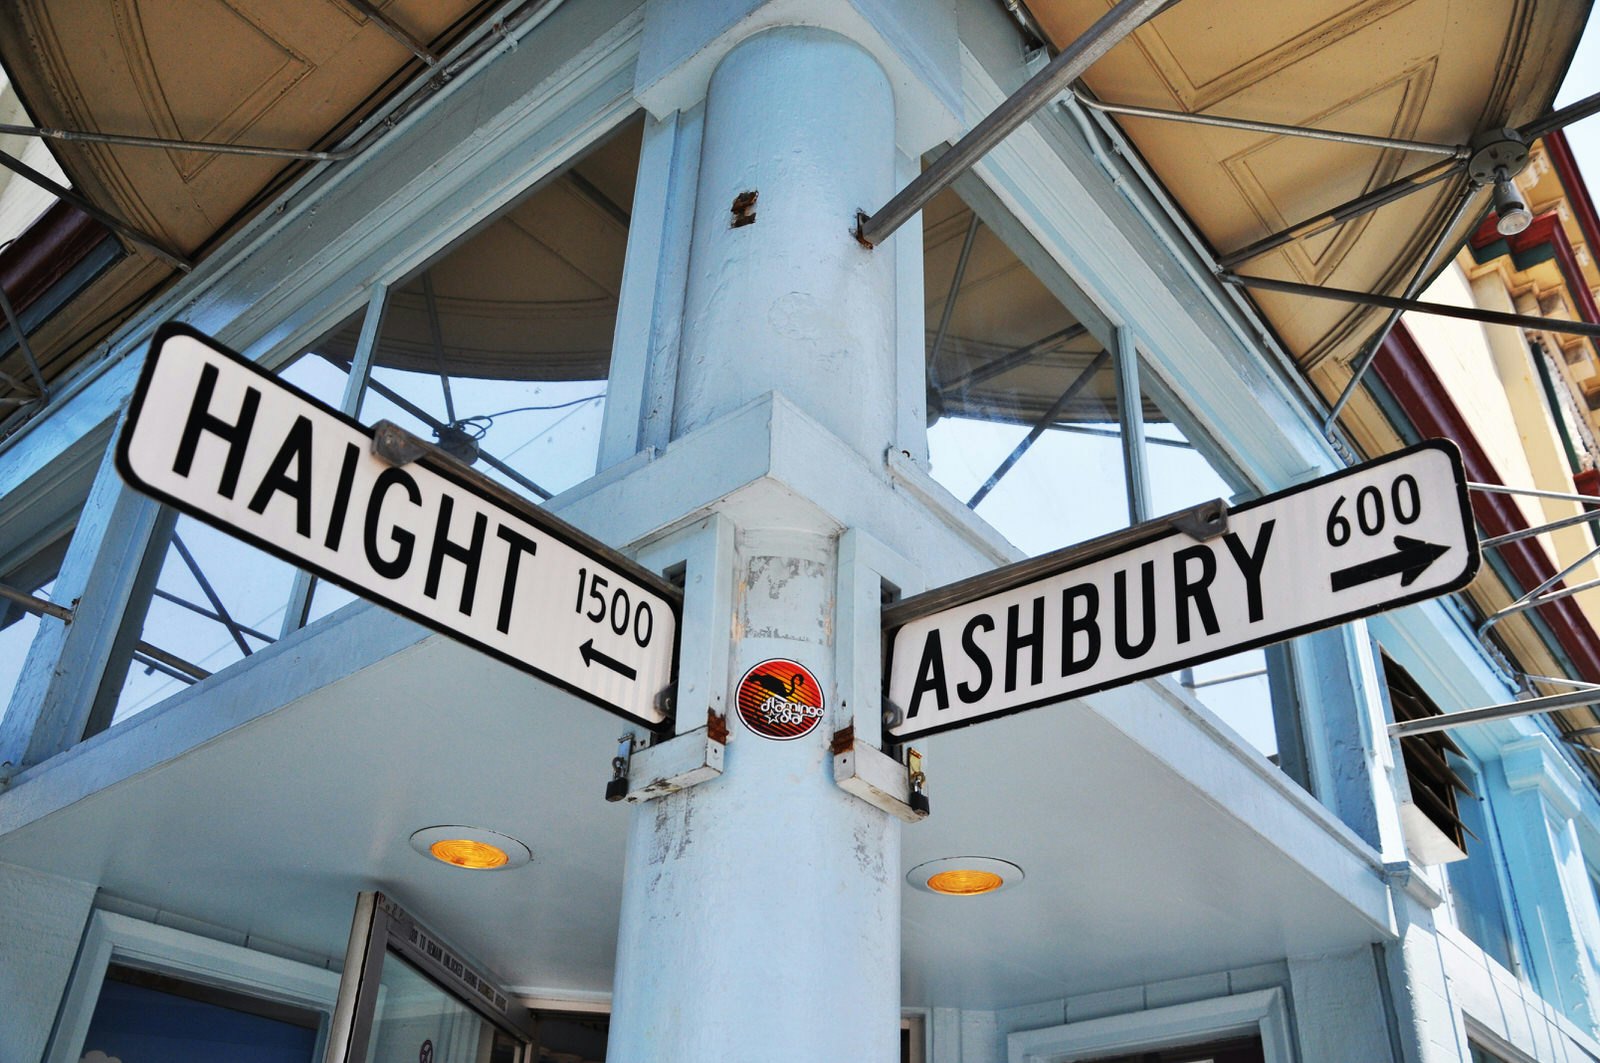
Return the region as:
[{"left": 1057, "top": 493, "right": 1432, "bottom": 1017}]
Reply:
[{"left": 736, "top": 659, "right": 825, "bottom": 740}]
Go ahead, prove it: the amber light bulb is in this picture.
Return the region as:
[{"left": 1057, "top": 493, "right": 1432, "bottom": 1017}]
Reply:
[
  {"left": 429, "top": 838, "right": 510, "bottom": 869},
  {"left": 925, "top": 869, "right": 1005, "bottom": 895}
]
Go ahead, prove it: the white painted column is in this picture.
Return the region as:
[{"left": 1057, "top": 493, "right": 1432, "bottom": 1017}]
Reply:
[
  {"left": 669, "top": 26, "right": 899, "bottom": 463},
  {"left": 608, "top": 26, "right": 903, "bottom": 1062}
]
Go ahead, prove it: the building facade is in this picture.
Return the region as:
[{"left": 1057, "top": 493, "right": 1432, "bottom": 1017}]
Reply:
[{"left": 0, "top": 1, "right": 1599, "bottom": 1061}]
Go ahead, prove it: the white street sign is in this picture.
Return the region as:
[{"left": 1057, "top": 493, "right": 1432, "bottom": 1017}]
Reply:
[
  {"left": 885, "top": 442, "right": 1479, "bottom": 739},
  {"left": 116, "top": 324, "right": 678, "bottom": 729}
]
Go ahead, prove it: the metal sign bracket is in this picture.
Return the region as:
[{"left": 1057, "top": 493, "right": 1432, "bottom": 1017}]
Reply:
[
  {"left": 609, "top": 709, "right": 727, "bottom": 803},
  {"left": 832, "top": 724, "right": 930, "bottom": 823}
]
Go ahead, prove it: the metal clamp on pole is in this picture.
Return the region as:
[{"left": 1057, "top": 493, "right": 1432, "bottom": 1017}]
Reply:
[{"left": 606, "top": 733, "right": 635, "bottom": 802}]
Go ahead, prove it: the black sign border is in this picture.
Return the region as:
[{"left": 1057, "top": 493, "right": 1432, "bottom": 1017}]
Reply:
[
  {"left": 115, "top": 321, "right": 681, "bottom": 733},
  {"left": 884, "top": 438, "right": 1481, "bottom": 741}
]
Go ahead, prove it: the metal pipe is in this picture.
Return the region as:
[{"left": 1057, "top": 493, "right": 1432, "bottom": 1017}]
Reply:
[
  {"left": 944, "top": 323, "right": 1086, "bottom": 392},
  {"left": 856, "top": 0, "right": 1170, "bottom": 247},
  {"left": 1321, "top": 180, "right": 1481, "bottom": 431},
  {"left": 420, "top": 271, "right": 458, "bottom": 425},
  {"left": 0, "top": 582, "right": 211, "bottom": 681},
  {"left": 1181, "top": 666, "right": 1268, "bottom": 689},
  {"left": 927, "top": 213, "right": 981, "bottom": 397},
  {"left": 1523, "top": 90, "right": 1600, "bottom": 141},
  {"left": 359, "top": 375, "right": 555, "bottom": 500},
  {"left": 1478, "top": 573, "right": 1600, "bottom": 628},
  {"left": 1480, "top": 505, "right": 1600, "bottom": 549},
  {"left": 1072, "top": 90, "right": 1463, "bottom": 157},
  {"left": 1219, "top": 272, "right": 1600, "bottom": 340},
  {"left": 1469, "top": 482, "right": 1600, "bottom": 506},
  {"left": 968, "top": 349, "right": 1111, "bottom": 508},
  {"left": 0, "top": 275, "right": 47, "bottom": 401},
  {"left": 170, "top": 534, "right": 254, "bottom": 657},
  {"left": 339, "top": 0, "right": 439, "bottom": 66},
  {"left": 0, "top": 122, "right": 357, "bottom": 162},
  {"left": 0, "top": 147, "right": 192, "bottom": 272},
  {"left": 1216, "top": 157, "right": 1464, "bottom": 269},
  {"left": 1388, "top": 686, "right": 1600, "bottom": 738},
  {"left": 152, "top": 588, "right": 277, "bottom": 645},
  {"left": 1114, "top": 326, "right": 1150, "bottom": 523},
  {"left": 1477, "top": 542, "right": 1600, "bottom": 641}
]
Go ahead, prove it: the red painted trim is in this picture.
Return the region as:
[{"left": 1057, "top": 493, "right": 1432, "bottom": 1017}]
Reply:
[
  {"left": 1547, "top": 130, "right": 1600, "bottom": 259},
  {"left": 1373, "top": 322, "right": 1600, "bottom": 682},
  {"left": 0, "top": 200, "right": 114, "bottom": 314}
]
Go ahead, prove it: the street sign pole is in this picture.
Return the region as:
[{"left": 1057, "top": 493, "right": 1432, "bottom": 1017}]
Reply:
[
  {"left": 116, "top": 323, "right": 680, "bottom": 730},
  {"left": 884, "top": 441, "right": 1479, "bottom": 740}
]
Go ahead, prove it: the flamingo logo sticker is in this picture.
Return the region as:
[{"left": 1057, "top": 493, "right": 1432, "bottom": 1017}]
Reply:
[{"left": 736, "top": 658, "right": 825, "bottom": 740}]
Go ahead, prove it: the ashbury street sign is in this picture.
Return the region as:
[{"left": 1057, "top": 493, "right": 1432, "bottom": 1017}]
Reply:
[
  {"left": 884, "top": 441, "right": 1479, "bottom": 740},
  {"left": 116, "top": 324, "right": 679, "bottom": 729}
]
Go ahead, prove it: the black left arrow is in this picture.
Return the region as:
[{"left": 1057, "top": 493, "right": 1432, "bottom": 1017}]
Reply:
[
  {"left": 580, "top": 638, "right": 637, "bottom": 680},
  {"left": 1330, "top": 536, "right": 1451, "bottom": 592}
]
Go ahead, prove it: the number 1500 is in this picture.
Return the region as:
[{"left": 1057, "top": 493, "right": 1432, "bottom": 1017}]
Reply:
[{"left": 574, "top": 567, "right": 654, "bottom": 647}]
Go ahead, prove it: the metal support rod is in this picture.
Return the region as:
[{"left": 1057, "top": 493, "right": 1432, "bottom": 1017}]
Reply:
[
  {"left": 132, "top": 651, "right": 204, "bottom": 685},
  {"left": 1479, "top": 573, "right": 1600, "bottom": 629},
  {"left": 1479, "top": 505, "right": 1600, "bottom": 550},
  {"left": 0, "top": 147, "right": 192, "bottom": 272},
  {"left": 0, "top": 122, "right": 357, "bottom": 162},
  {"left": 1469, "top": 482, "right": 1600, "bottom": 506},
  {"left": 1114, "top": 327, "right": 1150, "bottom": 523},
  {"left": 1321, "top": 181, "right": 1481, "bottom": 431},
  {"left": 1523, "top": 90, "right": 1600, "bottom": 141},
  {"left": 1388, "top": 686, "right": 1600, "bottom": 739},
  {"left": 856, "top": 0, "right": 1170, "bottom": 247},
  {"left": 1220, "top": 272, "right": 1600, "bottom": 341},
  {"left": 339, "top": 0, "right": 439, "bottom": 66},
  {"left": 169, "top": 534, "right": 254, "bottom": 657},
  {"left": 1477, "top": 541, "right": 1600, "bottom": 642},
  {"left": 0, "top": 274, "right": 47, "bottom": 401},
  {"left": 0, "top": 582, "right": 211, "bottom": 682},
  {"left": 359, "top": 375, "right": 555, "bottom": 500},
  {"left": 927, "top": 213, "right": 982, "bottom": 397},
  {"left": 968, "top": 349, "right": 1111, "bottom": 508},
  {"left": 944, "top": 324, "right": 1086, "bottom": 392},
  {"left": 1047, "top": 423, "right": 1192, "bottom": 448},
  {"left": 1215, "top": 157, "right": 1464, "bottom": 270},
  {"left": 1180, "top": 666, "right": 1268, "bottom": 690},
  {"left": 152, "top": 588, "right": 276, "bottom": 645},
  {"left": 420, "top": 271, "right": 458, "bottom": 426},
  {"left": 1071, "top": 90, "right": 1464, "bottom": 157}
]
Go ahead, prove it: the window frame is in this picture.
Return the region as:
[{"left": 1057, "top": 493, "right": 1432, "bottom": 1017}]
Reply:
[
  {"left": 46, "top": 910, "right": 340, "bottom": 1063},
  {"left": 1006, "top": 988, "right": 1293, "bottom": 1063}
]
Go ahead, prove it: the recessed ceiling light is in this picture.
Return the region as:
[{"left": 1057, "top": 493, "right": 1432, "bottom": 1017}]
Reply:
[
  {"left": 409, "top": 825, "right": 531, "bottom": 871},
  {"left": 906, "top": 857, "right": 1023, "bottom": 896}
]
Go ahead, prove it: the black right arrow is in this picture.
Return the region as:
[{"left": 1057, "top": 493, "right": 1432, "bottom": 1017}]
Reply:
[
  {"left": 1330, "top": 536, "right": 1451, "bottom": 592},
  {"left": 580, "top": 638, "right": 637, "bottom": 680}
]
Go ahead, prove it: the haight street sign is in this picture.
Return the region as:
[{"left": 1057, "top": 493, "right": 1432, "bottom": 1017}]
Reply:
[
  {"left": 883, "top": 441, "right": 1479, "bottom": 740},
  {"left": 116, "top": 323, "right": 679, "bottom": 730}
]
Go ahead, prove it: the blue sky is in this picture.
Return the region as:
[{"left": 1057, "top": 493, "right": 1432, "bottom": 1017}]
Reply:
[{"left": 1559, "top": 13, "right": 1600, "bottom": 193}]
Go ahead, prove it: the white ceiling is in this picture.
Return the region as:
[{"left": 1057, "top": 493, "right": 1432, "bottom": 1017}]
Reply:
[{"left": 0, "top": 616, "right": 1388, "bottom": 1010}]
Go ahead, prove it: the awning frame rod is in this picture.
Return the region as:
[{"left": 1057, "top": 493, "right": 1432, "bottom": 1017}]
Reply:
[
  {"left": 1389, "top": 686, "right": 1600, "bottom": 738},
  {"left": 854, "top": 0, "right": 1170, "bottom": 248},
  {"left": 1218, "top": 272, "right": 1600, "bottom": 341},
  {"left": 1320, "top": 181, "right": 1482, "bottom": 432},
  {"left": 0, "top": 123, "right": 357, "bottom": 162},
  {"left": 1071, "top": 90, "right": 1465, "bottom": 158},
  {"left": 0, "top": 147, "right": 192, "bottom": 272}
]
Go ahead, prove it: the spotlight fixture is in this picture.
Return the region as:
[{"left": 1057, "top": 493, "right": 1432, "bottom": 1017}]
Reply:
[
  {"left": 409, "top": 825, "right": 531, "bottom": 871},
  {"left": 1492, "top": 168, "right": 1533, "bottom": 237},
  {"left": 906, "top": 856, "right": 1023, "bottom": 896}
]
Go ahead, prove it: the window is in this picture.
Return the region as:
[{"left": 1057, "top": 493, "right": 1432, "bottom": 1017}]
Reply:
[
  {"left": 1381, "top": 655, "right": 1473, "bottom": 864},
  {"left": 84, "top": 114, "right": 646, "bottom": 731},
  {"left": 1445, "top": 753, "right": 1517, "bottom": 969},
  {"left": 921, "top": 184, "right": 1304, "bottom": 780},
  {"left": 46, "top": 911, "right": 338, "bottom": 1063},
  {"left": 79, "top": 964, "right": 321, "bottom": 1063}
]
